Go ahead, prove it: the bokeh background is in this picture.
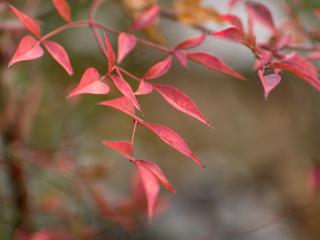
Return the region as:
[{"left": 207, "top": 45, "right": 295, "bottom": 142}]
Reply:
[{"left": 1, "top": 0, "right": 320, "bottom": 239}]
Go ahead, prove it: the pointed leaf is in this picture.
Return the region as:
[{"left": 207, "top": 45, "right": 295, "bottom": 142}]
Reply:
[
  {"left": 220, "top": 14, "right": 244, "bottom": 32},
  {"left": 272, "top": 53, "right": 320, "bottom": 91},
  {"left": 130, "top": 5, "right": 160, "bottom": 32},
  {"left": 9, "top": 35, "right": 43, "bottom": 66},
  {"left": 137, "top": 160, "right": 176, "bottom": 193},
  {"left": 188, "top": 52, "right": 245, "bottom": 80},
  {"left": 140, "top": 122, "right": 205, "bottom": 168},
  {"left": 52, "top": 0, "right": 71, "bottom": 22},
  {"left": 98, "top": 97, "right": 142, "bottom": 121},
  {"left": 9, "top": 5, "right": 41, "bottom": 38},
  {"left": 43, "top": 40, "right": 73, "bottom": 75},
  {"left": 135, "top": 80, "right": 154, "bottom": 95},
  {"left": 212, "top": 27, "right": 247, "bottom": 44},
  {"left": 68, "top": 68, "right": 109, "bottom": 98},
  {"left": 143, "top": 56, "right": 172, "bottom": 80},
  {"left": 245, "top": 1, "right": 276, "bottom": 32},
  {"left": 135, "top": 161, "right": 160, "bottom": 220},
  {"left": 104, "top": 34, "right": 116, "bottom": 73},
  {"left": 154, "top": 84, "right": 210, "bottom": 127},
  {"left": 174, "top": 50, "right": 188, "bottom": 68},
  {"left": 176, "top": 33, "right": 206, "bottom": 49},
  {"left": 102, "top": 140, "right": 133, "bottom": 160},
  {"left": 110, "top": 74, "right": 141, "bottom": 111},
  {"left": 258, "top": 70, "right": 281, "bottom": 99},
  {"left": 117, "top": 32, "right": 137, "bottom": 64}
]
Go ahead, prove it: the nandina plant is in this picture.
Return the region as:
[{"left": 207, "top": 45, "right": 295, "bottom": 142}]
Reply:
[{"left": 2, "top": 0, "right": 320, "bottom": 238}]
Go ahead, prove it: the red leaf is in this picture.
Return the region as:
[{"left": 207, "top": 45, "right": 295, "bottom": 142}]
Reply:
[
  {"left": 154, "top": 84, "right": 211, "bottom": 127},
  {"left": 9, "top": 35, "right": 43, "bottom": 66},
  {"left": 212, "top": 27, "right": 247, "bottom": 45},
  {"left": 43, "top": 40, "right": 73, "bottom": 75},
  {"left": 110, "top": 74, "right": 141, "bottom": 111},
  {"left": 102, "top": 140, "right": 133, "bottom": 160},
  {"left": 9, "top": 5, "right": 41, "bottom": 38},
  {"left": 140, "top": 122, "right": 205, "bottom": 168},
  {"left": 258, "top": 70, "right": 281, "bottom": 99},
  {"left": 134, "top": 160, "right": 159, "bottom": 220},
  {"left": 135, "top": 80, "right": 154, "bottom": 95},
  {"left": 307, "top": 50, "right": 320, "bottom": 61},
  {"left": 176, "top": 33, "right": 206, "bottom": 50},
  {"left": 220, "top": 14, "right": 244, "bottom": 32},
  {"left": 272, "top": 53, "right": 320, "bottom": 91},
  {"left": 245, "top": 1, "right": 276, "bottom": 32},
  {"left": 104, "top": 34, "right": 116, "bottom": 74},
  {"left": 117, "top": 32, "right": 137, "bottom": 64},
  {"left": 143, "top": 56, "right": 172, "bottom": 80},
  {"left": 52, "top": 0, "right": 71, "bottom": 22},
  {"left": 67, "top": 68, "right": 109, "bottom": 98},
  {"left": 98, "top": 97, "right": 142, "bottom": 121},
  {"left": 314, "top": 9, "right": 320, "bottom": 18},
  {"left": 174, "top": 50, "right": 188, "bottom": 68},
  {"left": 308, "top": 165, "right": 320, "bottom": 194},
  {"left": 130, "top": 5, "right": 160, "bottom": 32},
  {"left": 227, "top": 0, "right": 242, "bottom": 10},
  {"left": 188, "top": 52, "right": 245, "bottom": 80},
  {"left": 136, "top": 160, "right": 176, "bottom": 193}
]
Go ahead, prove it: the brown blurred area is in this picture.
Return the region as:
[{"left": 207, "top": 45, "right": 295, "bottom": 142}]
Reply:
[{"left": 1, "top": 0, "right": 320, "bottom": 239}]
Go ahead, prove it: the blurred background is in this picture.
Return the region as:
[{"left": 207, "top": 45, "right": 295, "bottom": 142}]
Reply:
[{"left": 1, "top": 0, "right": 320, "bottom": 239}]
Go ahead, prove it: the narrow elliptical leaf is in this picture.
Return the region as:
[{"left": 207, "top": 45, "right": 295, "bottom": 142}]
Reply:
[
  {"left": 143, "top": 56, "right": 172, "bottom": 80},
  {"left": 52, "top": 0, "right": 71, "bottom": 22},
  {"left": 130, "top": 5, "right": 160, "bottom": 32},
  {"left": 102, "top": 140, "right": 134, "bottom": 160},
  {"left": 117, "top": 32, "right": 137, "bottom": 64}
]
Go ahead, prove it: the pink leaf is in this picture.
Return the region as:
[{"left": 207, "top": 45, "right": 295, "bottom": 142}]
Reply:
[
  {"left": 135, "top": 80, "right": 154, "bottom": 95},
  {"left": 245, "top": 1, "right": 276, "bottom": 32},
  {"left": 110, "top": 74, "right": 141, "bottom": 111},
  {"left": 307, "top": 50, "right": 320, "bottom": 61},
  {"left": 43, "top": 40, "right": 73, "bottom": 75},
  {"left": 9, "top": 35, "right": 43, "bottom": 66},
  {"left": 130, "top": 5, "right": 160, "bottom": 32},
  {"left": 258, "top": 70, "right": 281, "bottom": 99},
  {"left": 52, "top": 0, "right": 71, "bottom": 22},
  {"left": 220, "top": 14, "right": 244, "bottom": 32},
  {"left": 98, "top": 97, "right": 142, "bottom": 121},
  {"left": 102, "top": 140, "right": 134, "bottom": 160},
  {"left": 154, "top": 84, "right": 211, "bottom": 127},
  {"left": 212, "top": 27, "right": 247, "bottom": 45},
  {"left": 143, "top": 56, "right": 172, "bottom": 80},
  {"left": 174, "top": 50, "right": 188, "bottom": 68},
  {"left": 176, "top": 33, "right": 206, "bottom": 49},
  {"left": 104, "top": 34, "right": 116, "bottom": 74},
  {"left": 117, "top": 32, "right": 137, "bottom": 64},
  {"left": 227, "top": 0, "right": 242, "bottom": 10},
  {"left": 67, "top": 68, "right": 109, "bottom": 98},
  {"left": 272, "top": 53, "right": 320, "bottom": 91},
  {"left": 136, "top": 160, "right": 176, "bottom": 193},
  {"left": 188, "top": 52, "right": 245, "bottom": 80},
  {"left": 140, "top": 122, "right": 205, "bottom": 168},
  {"left": 9, "top": 5, "right": 41, "bottom": 38},
  {"left": 308, "top": 165, "right": 320, "bottom": 194},
  {"left": 134, "top": 161, "right": 160, "bottom": 220}
]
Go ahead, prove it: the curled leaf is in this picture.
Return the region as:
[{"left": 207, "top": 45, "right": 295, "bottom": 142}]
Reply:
[
  {"left": 188, "top": 52, "right": 245, "bottom": 80},
  {"left": 67, "top": 68, "right": 109, "bottom": 98},
  {"left": 43, "top": 40, "right": 73, "bottom": 75},
  {"left": 258, "top": 70, "right": 281, "bottom": 99},
  {"left": 154, "top": 84, "right": 211, "bottom": 127},
  {"left": 212, "top": 27, "right": 247, "bottom": 45},
  {"left": 272, "top": 53, "right": 320, "bottom": 91},
  {"left": 102, "top": 140, "right": 134, "bottom": 160},
  {"left": 9, "top": 35, "right": 43, "bottom": 66},
  {"left": 140, "top": 122, "right": 205, "bottom": 168},
  {"left": 176, "top": 33, "right": 206, "bottom": 50},
  {"left": 104, "top": 34, "right": 116, "bottom": 73},
  {"left": 110, "top": 74, "right": 141, "bottom": 111},
  {"left": 9, "top": 5, "right": 41, "bottom": 38},
  {"left": 130, "top": 5, "right": 160, "bottom": 32},
  {"left": 117, "top": 32, "right": 137, "bottom": 64},
  {"left": 134, "top": 160, "right": 160, "bottom": 220},
  {"left": 245, "top": 1, "right": 276, "bottom": 32},
  {"left": 135, "top": 80, "right": 154, "bottom": 95},
  {"left": 143, "top": 56, "right": 172, "bottom": 80},
  {"left": 52, "top": 0, "right": 71, "bottom": 22}
]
